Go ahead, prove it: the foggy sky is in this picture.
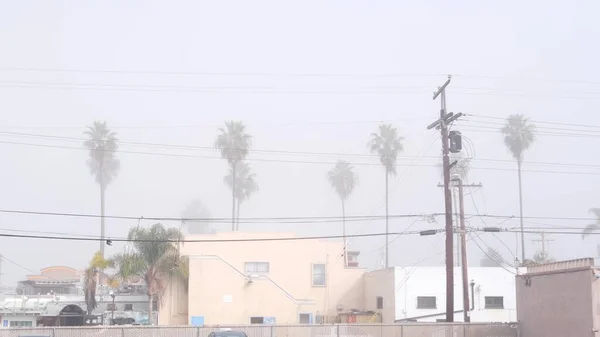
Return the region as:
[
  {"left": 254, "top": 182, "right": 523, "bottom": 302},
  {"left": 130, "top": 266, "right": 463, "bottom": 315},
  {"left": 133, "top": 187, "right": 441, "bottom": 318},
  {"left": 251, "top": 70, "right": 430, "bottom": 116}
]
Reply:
[{"left": 0, "top": 0, "right": 599, "bottom": 287}]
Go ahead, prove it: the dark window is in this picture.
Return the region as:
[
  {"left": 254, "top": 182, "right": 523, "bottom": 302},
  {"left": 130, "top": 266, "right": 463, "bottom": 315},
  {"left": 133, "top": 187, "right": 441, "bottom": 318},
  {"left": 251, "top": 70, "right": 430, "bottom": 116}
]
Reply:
[
  {"left": 152, "top": 300, "right": 158, "bottom": 311},
  {"left": 250, "top": 317, "right": 264, "bottom": 324},
  {"left": 124, "top": 304, "right": 133, "bottom": 311},
  {"left": 107, "top": 303, "right": 117, "bottom": 310},
  {"left": 376, "top": 296, "right": 383, "bottom": 309},
  {"left": 416, "top": 296, "right": 437, "bottom": 309},
  {"left": 485, "top": 296, "right": 504, "bottom": 309},
  {"left": 299, "top": 313, "right": 311, "bottom": 324}
]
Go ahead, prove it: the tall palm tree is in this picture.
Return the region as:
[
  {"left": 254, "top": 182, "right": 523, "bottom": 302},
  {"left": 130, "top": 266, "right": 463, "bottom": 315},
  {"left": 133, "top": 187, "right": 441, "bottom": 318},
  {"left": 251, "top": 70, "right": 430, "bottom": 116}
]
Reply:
[
  {"left": 182, "top": 200, "right": 212, "bottom": 234},
  {"left": 223, "top": 161, "right": 258, "bottom": 230},
  {"left": 369, "top": 123, "right": 404, "bottom": 268},
  {"left": 327, "top": 161, "right": 358, "bottom": 267},
  {"left": 83, "top": 121, "right": 120, "bottom": 259},
  {"left": 215, "top": 121, "right": 252, "bottom": 231},
  {"left": 581, "top": 208, "right": 600, "bottom": 238},
  {"left": 111, "top": 223, "right": 183, "bottom": 325},
  {"left": 501, "top": 114, "right": 536, "bottom": 263}
]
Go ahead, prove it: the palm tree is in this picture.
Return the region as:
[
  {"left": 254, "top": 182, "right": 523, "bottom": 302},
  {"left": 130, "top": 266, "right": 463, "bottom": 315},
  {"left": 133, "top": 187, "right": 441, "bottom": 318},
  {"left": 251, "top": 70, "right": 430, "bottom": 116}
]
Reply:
[
  {"left": 369, "top": 123, "right": 404, "bottom": 268},
  {"left": 182, "top": 200, "right": 212, "bottom": 234},
  {"left": 83, "top": 121, "right": 120, "bottom": 259},
  {"left": 111, "top": 223, "right": 183, "bottom": 325},
  {"left": 581, "top": 208, "right": 600, "bottom": 238},
  {"left": 480, "top": 247, "right": 504, "bottom": 267},
  {"left": 83, "top": 251, "right": 111, "bottom": 315},
  {"left": 327, "top": 161, "right": 358, "bottom": 267},
  {"left": 223, "top": 161, "right": 258, "bottom": 230},
  {"left": 215, "top": 121, "right": 252, "bottom": 231},
  {"left": 501, "top": 114, "right": 536, "bottom": 263}
]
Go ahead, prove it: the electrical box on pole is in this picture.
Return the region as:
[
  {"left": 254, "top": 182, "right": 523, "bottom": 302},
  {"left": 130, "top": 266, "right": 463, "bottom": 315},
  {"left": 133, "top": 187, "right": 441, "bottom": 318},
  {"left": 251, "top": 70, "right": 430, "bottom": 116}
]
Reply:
[{"left": 449, "top": 130, "right": 462, "bottom": 153}]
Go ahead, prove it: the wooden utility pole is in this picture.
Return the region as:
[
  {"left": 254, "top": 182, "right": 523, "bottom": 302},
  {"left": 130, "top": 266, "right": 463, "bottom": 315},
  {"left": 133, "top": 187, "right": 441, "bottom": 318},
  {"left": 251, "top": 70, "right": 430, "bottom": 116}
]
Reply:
[
  {"left": 531, "top": 231, "right": 554, "bottom": 263},
  {"left": 429, "top": 75, "right": 462, "bottom": 323}
]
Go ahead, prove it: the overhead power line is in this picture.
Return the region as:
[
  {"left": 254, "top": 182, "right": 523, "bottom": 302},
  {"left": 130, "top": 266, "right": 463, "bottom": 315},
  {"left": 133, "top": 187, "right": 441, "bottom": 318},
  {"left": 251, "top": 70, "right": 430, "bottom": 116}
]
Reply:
[
  {"left": 0, "top": 227, "right": 593, "bottom": 244},
  {"left": 0, "top": 208, "right": 597, "bottom": 222},
  {"left": 1, "top": 138, "right": 600, "bottom": 176}
]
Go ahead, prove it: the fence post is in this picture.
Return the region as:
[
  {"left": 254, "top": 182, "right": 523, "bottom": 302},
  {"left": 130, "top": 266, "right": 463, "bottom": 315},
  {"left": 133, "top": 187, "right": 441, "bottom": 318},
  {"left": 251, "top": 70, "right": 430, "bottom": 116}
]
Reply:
[
  {"left": 399, "top": 324, "right": 403, "bottom": 337},
  {"left": 336, "top": 325, "right": 340, "bottom": 337},
  {"left": 52, "top": 328, "right": 56, "bottom": 337},
  {"left": 197, "top": 327, "right": 200, "bottom": 337},
  {"left": 121, "top": 327, "right": 125, "bottom": 337},
  {"left": 463, "top": 323, "right": 467, "bottom": 337}
]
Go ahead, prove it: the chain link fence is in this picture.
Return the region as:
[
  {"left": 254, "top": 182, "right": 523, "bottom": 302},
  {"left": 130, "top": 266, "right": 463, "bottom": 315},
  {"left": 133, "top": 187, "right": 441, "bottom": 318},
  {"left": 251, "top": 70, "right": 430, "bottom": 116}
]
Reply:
[{"left": 0, "top": 323, "right": 518, "bottom": 337}]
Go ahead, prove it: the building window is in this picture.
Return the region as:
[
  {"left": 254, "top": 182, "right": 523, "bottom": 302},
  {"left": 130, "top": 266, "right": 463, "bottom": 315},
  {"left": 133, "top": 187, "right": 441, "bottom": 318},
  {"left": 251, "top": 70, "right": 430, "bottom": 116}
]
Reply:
[
  {"left": 124, "top": 304, "right": 133, "bottom": 311},
  {"left": 416, "top": 296, "right": 437, "bottom": 309},
  {"left": 107, "top": 303, "right": 117, "bottom": 311},
  {"left": 299, "top": 313, "right": 312, "bottom": 324},
  {"left": 376, "top": 296, "right": 383, "bottom": 309},
  {"left": 485, "top": 296, "right": 504, "bottom": 309},
  {"left": 312, "top": 264, "right": 326, "bottom": 286},
  {"left": 250, "top": 317, "right": 264, "bottom": 324},
  {"left": 245, "top": 262, "right": 270, "bottom": 275},
  {"left": 9, "top": 321, "right": 33, "bottom": 327}
]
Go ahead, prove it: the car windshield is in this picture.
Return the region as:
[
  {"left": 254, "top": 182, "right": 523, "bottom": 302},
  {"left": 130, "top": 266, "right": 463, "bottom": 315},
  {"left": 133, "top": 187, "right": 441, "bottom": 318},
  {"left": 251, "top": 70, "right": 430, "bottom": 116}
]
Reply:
[{"left": 211, "top": 332, "right": 247, "bottom": 337}]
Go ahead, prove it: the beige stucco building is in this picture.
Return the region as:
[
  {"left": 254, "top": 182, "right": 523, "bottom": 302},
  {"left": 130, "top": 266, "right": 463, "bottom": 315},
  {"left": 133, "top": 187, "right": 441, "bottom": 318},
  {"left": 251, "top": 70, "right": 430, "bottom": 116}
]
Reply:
[
  {"left": 160, "top": 232, "right": 365, "bottom": 325},
  {"left": 516, "top": 257, "right": 600, "bottom": 337}
]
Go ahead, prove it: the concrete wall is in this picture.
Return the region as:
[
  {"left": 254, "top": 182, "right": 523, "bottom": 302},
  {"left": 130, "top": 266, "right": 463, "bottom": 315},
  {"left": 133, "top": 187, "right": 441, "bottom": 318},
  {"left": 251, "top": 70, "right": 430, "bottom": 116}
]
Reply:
[
  {"left": 517, "top": 268, "right": 594, "bottom": 337},
  {"left": 363, "top": 268, "right": 395, "bottom": 323},
  {"left": 159, "top": 275, "right": 188, "bottom": 325},
  {"left": 394, "top": 266, "right": 516, "bottom": 322},
  {"left": 164, "top": 232, "right": 365, "bottom": 325}
]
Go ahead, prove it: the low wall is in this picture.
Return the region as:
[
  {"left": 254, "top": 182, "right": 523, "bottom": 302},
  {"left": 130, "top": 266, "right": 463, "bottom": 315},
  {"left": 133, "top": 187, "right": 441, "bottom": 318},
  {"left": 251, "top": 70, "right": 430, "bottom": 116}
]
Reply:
[{"left": 0, "top": 323, "right": 518, "bottom": 337}]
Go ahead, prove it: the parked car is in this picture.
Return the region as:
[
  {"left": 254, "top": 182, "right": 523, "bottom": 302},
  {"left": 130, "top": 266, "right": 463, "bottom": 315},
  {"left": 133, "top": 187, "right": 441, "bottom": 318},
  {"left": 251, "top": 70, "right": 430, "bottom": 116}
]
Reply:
[{"left": 207, "top": 331, "right": 248, "bottom": 337}]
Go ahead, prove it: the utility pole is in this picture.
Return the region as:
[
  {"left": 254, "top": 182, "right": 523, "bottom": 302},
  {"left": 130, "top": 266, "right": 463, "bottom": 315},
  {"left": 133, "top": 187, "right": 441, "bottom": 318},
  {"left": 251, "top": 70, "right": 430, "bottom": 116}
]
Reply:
[
  {"left": 429, "top": 75, "right": 462, "bottom": 323},
  {"left": 531, "top": 231, "right": 554, "bottom": 263},
  {"left": 438, "top": 179, "right": 482, "bottom": 322}
]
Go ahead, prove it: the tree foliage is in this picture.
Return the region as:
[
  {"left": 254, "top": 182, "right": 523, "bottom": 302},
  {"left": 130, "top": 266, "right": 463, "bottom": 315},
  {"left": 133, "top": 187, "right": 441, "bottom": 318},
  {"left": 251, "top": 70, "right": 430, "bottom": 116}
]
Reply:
[
  {"left": 501, "top": 114, "right": 536, "bottom": 162},
  {"left": 368, "top": 123, "right": 404, "bottom": 176},
  {"left": 327, "top": 161, "right": 358, "bottom": 202},
  {"left": 83, "top": 121, "right": 120, "bottom": 186},
  {"left": 111, "top": 223, "right": 183, "bottom": 325}
]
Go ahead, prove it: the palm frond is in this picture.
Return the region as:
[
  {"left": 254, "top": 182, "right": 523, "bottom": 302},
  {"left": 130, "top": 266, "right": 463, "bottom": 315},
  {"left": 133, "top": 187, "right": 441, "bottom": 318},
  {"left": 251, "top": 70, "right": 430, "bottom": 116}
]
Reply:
[
  {"left": 368, "top": 123, "right": 404, "bottom": 176},
  {"left": 82, "top": 121, "right": 120, "bottom": 186},
  {"left": 214, "top": 121, "right": 252, "bottom": 165},
  {"left": 500, "top": 114, "right": 536, "bottom": 161},
  {"left": 327, "top": 161, "right": 358, "bottom": 201}
]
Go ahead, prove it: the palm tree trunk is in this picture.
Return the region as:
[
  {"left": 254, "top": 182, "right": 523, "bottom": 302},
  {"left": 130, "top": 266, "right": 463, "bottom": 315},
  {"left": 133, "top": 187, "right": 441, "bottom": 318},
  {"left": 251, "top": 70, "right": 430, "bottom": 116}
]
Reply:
[
  {"left": 518, "top": 158, "right": 525, "bottom": 262},
  {"left": 231, "top": 162, "right": 236, "bottom": 231},
  {"left": 342, "top": 198, "right": 347, "bottom": 267},
  {"left": 385, "top": 171, "right": 389, "bottom": 269},
  {"left": 148, "top": 292, "right": 154, "bottom": 325},
  {"left": 236, "top": 199, "right": 241, "bottom": 231},
  {"left": 100, "top": 183, "right": 106, "bottom": 258}
]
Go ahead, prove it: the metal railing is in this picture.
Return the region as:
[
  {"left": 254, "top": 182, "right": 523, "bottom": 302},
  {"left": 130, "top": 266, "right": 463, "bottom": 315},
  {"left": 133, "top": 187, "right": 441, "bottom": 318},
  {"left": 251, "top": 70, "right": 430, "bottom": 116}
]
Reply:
[{"left": 0, "top": 323, "right": 518, "bottom": 337}]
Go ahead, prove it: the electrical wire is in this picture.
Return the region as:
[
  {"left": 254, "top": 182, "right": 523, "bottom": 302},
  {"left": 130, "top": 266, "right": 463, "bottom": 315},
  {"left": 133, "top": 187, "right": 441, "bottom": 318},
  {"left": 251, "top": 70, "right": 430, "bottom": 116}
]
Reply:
[
  {"left": 0, "top": 229, "right": 438, "bottom": 243},
  {"left": 0, "top": 207, "right": 597, "bottom": 222}
]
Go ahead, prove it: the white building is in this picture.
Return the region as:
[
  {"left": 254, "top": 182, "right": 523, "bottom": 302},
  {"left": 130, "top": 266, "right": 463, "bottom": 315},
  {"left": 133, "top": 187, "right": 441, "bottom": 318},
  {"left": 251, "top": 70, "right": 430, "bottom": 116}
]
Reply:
[{"left": 364, "top": 266, "right": 516, "bottom": 323}]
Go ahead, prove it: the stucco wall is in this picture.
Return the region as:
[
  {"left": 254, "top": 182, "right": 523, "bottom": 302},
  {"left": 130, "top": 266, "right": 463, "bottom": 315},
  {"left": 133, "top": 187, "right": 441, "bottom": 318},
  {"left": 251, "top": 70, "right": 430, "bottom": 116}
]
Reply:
[
  {"left": 517, "top": 268, "right": 594, "bottom": 337},
  {"left": 394, "top": 266, "right": 516, "bottom": 322},
  {"left": 164, "top": 232, "right": 365, "bottom": 325},
  {"left": 363, "top": 268, "right": 395, "bottom": 323}
]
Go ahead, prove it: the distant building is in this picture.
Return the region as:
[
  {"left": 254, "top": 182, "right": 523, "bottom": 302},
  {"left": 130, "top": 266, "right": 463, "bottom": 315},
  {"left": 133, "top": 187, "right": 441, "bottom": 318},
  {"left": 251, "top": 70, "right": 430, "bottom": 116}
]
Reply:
[
  {"left": 160, "top": 231, "right": 365, "bottom": 325},
  {"left": 364, "top": 266, "right": 517, "bottom": 323},
  {"left": 516, "top": 257, "right": 600, "bottom": 337},
  {"left": 0, "top": 265, "right": 155, "bottom": 327},
  {"left": 17, "top": 266, "right": 82, "bottom": 296}
]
